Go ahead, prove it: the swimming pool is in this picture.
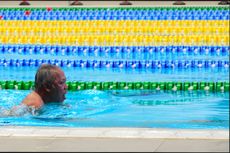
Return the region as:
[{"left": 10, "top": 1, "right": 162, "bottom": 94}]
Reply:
[
  {"left": 0, "top": 89, "right": 229, "bottom": 129},
  {"left": 0, "top": 6, "right": 229, "bottom": 130}
]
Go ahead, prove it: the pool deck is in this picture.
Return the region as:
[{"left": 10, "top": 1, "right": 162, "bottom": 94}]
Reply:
[{"left": 0, "top": 126, "right": 229, "bottom": 152}]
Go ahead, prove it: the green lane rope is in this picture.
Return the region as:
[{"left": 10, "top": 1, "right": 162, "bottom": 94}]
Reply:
[
  {"left": 0, "top": 81, "right": 229, "bottom": 92},
  {"left": 0, "top": 6, "right": 228, "bottom": 11}
]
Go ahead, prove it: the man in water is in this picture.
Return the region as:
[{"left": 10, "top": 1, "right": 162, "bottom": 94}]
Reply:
[{"left": 7, "top": 64, "right": 68, "bottom": 115}]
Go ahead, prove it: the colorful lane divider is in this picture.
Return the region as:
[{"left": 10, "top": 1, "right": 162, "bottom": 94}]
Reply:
[
  {"left": 0, "top": 45, "right": 229, "bottom": 57},
  {"left": 0, "top": 6, "right": 229, "bottom": 20},
  {"left": 0, "top": 81, "right": 229, "bottom": 92},
  {"left": 0, "top": 35, "right": 228, "bottom": 46},
  {"left": 0, "top": 6, "right": 228, "bottom": 11},
  {"left": 0, "top": 59, "right": 229, "bottom": 69},
  {"left": 1, "top": 20, "right": 229, "bottom": 33}
]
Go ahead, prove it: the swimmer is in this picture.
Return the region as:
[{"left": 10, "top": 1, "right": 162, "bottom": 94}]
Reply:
[{"left": 4, "top": 64, "right": 68, "bottom": 116}]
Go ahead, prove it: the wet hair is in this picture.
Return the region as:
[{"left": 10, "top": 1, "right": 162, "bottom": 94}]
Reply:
[{"left": 34, "top": 64, "right": 60, "bottom": 92}]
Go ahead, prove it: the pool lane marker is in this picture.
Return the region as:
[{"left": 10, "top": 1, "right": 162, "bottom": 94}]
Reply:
[{"left": 0, "top": 81, "right": 229, "bottom": 92}]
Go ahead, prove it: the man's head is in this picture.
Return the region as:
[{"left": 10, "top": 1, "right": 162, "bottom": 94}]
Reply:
[{"left": 34, "top": 64, "right": 67, "bottom": 103}]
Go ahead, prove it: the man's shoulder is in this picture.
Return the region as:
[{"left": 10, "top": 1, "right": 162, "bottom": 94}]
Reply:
[{"left": 22, "top": 91, "right": 43, "bottom": 109}]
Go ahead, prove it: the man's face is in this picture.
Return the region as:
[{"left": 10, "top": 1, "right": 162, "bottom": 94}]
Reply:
[{"left": 51, "top": 69, "right": 67, "bottom": 102}]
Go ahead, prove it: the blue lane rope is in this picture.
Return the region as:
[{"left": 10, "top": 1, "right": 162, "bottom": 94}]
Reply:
[
  {"left": 0, "top": 45, "right": 229, "bottom": 57},
  {"left": 0, "top": 9, "right": 229, "bottom": 20},
  {"left": 0, "top": 58, "right": 229, "bottom": 69}
]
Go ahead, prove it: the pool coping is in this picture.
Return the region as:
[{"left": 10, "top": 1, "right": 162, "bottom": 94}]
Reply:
[
  {"left": 0, "top": 1, "right": 225, "bottom": 8},
  {"left": 0, "top": 126, "right": 228, "bottom": 140}
]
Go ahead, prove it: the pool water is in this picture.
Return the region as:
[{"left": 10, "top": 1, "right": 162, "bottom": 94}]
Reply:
[
  {"left": 0, "top": 66, "right": 229, "bottom": 82},
  {"left": 0, "top": 7, "right": 229, "bottom": 130},
  {"left": 0, "top": 89, "right": 228, "bottom": 129}
]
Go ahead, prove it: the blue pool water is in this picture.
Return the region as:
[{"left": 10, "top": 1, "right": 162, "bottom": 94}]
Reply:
[
  {"left": 0, "top": 67, "right": 229, "bottom": 82},
  {"left": 0, "top": 7, "right": 229, "bottom": 130},
  {"left": 0, "top": 89, "right": 229, "bottom": 129}
]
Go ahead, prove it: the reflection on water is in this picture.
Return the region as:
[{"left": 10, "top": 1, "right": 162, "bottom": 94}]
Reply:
[{"left": 0, "top": 89, "right": 229, "bottom": 129}]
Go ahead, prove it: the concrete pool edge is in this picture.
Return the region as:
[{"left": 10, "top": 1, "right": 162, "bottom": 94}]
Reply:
[
  {"left": 0, "top": 1, "right": 224, "bottom": 8},
  {"left": 0, "top": 126, "right": 228, "bottom": 139}
]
